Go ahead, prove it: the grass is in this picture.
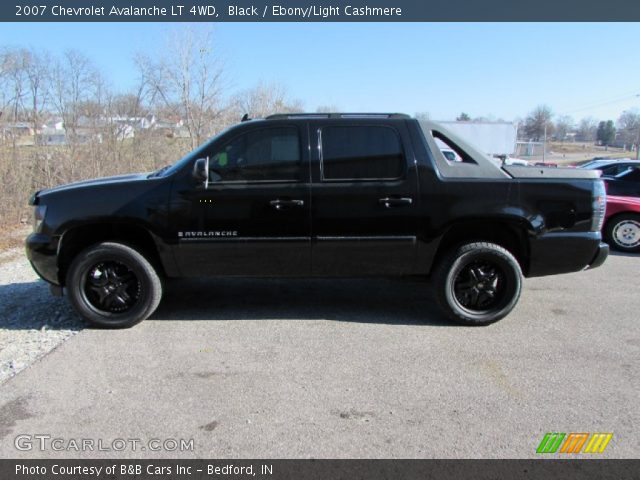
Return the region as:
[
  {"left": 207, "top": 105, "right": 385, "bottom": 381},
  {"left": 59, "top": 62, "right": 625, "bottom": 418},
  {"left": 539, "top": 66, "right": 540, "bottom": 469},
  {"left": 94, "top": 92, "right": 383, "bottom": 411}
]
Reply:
[{"left": 530, "top": 142, "right": 637, "bottom": 165}]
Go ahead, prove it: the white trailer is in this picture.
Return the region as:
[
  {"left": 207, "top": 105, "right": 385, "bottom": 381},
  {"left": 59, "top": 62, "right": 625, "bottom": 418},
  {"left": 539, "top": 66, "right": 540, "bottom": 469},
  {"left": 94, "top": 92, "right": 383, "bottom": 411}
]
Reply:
[{"left": 433, "top": 121, "right": 518, "bottom": 156}]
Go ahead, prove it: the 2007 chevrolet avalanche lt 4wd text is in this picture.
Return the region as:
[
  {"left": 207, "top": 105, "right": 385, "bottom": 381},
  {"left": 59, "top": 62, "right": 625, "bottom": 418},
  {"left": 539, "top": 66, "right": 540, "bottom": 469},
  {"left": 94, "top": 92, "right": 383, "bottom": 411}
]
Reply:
[{"left": 26, "top": 113, "right": 609, "bottom": 328}]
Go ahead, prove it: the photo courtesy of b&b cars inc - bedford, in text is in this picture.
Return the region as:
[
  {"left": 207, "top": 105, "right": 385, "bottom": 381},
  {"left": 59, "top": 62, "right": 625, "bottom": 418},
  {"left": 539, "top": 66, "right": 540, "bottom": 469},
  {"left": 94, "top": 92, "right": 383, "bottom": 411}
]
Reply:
[{"left": 0, "top": 1, "right": 639, "bottom": 479}]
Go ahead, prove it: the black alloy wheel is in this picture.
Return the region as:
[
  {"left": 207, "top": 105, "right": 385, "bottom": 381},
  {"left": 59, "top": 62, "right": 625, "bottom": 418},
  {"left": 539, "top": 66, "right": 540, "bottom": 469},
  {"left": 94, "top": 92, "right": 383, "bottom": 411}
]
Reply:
[
  {"left": 433, "top": 242, "right": 523, "bottom": 326},
  {"left": 66, "top": 242, "right": 162, "bottom": 328},
  {"left": 82, "top": 260, "right": 142, "bottom": 314},
  {"left": 452, "top": 259, "right": 506, "bottom": 313}
]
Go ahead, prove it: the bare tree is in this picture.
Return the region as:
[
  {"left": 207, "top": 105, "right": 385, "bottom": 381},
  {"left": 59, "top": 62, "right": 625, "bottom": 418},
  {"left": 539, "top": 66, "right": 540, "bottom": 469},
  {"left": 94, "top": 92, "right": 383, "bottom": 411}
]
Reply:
[
  {"left": 137, "top": 25, "right": 225, "bottom": 149},
  {"left": 554, "top": 115, "right": 574, "bottom": 142},
  {"left": 0, "top": 48, "right": 28, "bottom": 123},
  {"left": 50, "top": 50, "right": 101, "bottom": 142},
  {"left": 46, "top": 49, "right": 107, "bottom": 185},
  {"left": 110, "top": 93, "right": 147, "bottom": 118},
  {"left": 576, "top": 117, "right": 597, "bottom": 142},
  {"left": 231, "top": 82, "right": 303, "bottom": 119},
  {"left": 316, "top": 105, "right": 341, "bottom": 113},
  {"left": 0, "top": 47, "right": 51, "bottom": 145},
  {"left": 22, "top": 49, "right": 49, "bottom": 136},
  {"left": 523, "top": 105, "right": 554, "bottom": 141},
  {"left": 617, "top": 109, "right": 640, "bottom": 153}
]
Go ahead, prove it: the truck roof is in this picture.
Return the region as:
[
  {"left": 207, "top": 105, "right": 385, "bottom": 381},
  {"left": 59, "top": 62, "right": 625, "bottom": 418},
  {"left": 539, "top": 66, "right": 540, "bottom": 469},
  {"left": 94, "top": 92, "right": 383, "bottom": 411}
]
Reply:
[
  {"left": 257, "top": 113, "right": 508, "bottom": 179},
  {"left": 264, "top": 113, "right": 411, "bottom": 120}
]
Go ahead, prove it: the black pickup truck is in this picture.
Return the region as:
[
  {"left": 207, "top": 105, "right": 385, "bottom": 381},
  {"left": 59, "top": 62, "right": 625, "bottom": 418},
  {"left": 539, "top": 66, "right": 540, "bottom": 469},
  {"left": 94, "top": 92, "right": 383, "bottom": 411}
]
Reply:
[{"left": 26, "top": 113, "right": 608, "bottom": 328}]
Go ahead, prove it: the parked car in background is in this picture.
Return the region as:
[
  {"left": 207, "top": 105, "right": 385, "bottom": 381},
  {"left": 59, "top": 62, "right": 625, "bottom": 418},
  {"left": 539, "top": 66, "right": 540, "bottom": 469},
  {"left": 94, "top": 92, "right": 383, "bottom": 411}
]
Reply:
[
  {"left": 440, "top": 148, "right": 462, "bottom": 162},
  {"left": 503, "top": 157, "right": 530, "bottom": 167},
  {"left": 578, "top": 159, "right": 617, "bottom": 169},
  {"left": 604, "top": 166, "right": 640, "bottom": 197},
  {"left": 579, "top": 158, "right": 640, "bottom": 176},
  {"left": 603, "top": 195, "right": 640, "bottom": 253}
]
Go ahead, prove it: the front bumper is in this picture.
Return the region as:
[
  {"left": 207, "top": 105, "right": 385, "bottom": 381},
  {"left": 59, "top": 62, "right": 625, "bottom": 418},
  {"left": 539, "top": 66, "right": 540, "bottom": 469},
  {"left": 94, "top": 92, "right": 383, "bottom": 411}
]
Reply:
[
  {"left": 25, "top": 232, "right": 60, "bottom": 285},
  {"left": 527, "top": 232, "right": 608, "bottom": 277}
]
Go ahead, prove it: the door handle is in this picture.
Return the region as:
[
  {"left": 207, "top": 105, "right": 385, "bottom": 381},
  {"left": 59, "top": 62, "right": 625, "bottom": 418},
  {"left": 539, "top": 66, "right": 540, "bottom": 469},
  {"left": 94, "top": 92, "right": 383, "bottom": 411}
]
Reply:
[
  {"left": 269, "top": 199, "right": 305, "bottom": 210},
  {"left": 378, "top": 197, "right": 413, "bottom": 208}
]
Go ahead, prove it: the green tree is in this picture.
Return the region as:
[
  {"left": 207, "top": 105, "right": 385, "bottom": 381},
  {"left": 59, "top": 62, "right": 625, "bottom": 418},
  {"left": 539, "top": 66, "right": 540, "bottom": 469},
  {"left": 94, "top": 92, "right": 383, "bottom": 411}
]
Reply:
[
  {"left": 596, "top": 120, "right": 616, "bottom": 146},
  {"left": 456, "top": 112, "right": 471, "bottom": 121}
]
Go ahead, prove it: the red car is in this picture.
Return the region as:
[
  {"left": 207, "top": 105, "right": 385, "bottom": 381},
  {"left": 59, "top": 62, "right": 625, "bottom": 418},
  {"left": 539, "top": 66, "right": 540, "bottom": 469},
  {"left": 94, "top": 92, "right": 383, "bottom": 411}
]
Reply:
[{"left": 603, "top": 195, "right": 640, "bottom": 252}]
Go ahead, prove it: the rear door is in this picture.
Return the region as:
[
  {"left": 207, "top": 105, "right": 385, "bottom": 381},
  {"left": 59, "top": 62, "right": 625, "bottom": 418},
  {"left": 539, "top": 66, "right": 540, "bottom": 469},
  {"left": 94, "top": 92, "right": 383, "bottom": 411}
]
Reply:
[
  {"left": 309, "top": 121, "right": 420, "bottom": 275},
  {"left": 611, "top": 167, "right": 640, "bottom": 196}
]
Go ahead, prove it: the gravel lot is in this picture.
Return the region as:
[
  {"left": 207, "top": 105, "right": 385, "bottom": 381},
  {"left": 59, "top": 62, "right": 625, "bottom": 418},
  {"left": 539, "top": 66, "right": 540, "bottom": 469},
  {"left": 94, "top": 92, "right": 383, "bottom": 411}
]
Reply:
[
  {"left": 0, "top": 248, "right": 638, "bottom": 458},
  {"left": 0, "top": 247, "right": 83, "bottom": 384}
]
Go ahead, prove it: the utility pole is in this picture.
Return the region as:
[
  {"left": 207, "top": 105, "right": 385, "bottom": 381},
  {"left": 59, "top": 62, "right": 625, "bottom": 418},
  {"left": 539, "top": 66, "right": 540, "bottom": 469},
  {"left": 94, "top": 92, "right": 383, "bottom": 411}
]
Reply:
[
  {"left": 542, "top": 123, "right": 547, "bottom": 163},
  {"left": 635, "top": 94, "right": 640, "bottom": 160}
]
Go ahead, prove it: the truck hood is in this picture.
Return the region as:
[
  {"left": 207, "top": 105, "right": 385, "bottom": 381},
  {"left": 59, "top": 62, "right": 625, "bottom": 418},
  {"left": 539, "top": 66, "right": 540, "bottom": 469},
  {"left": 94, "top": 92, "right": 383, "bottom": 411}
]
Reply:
[
  {"left": 44, "top": 172, "right": 150, "bottom": 193},
  {"left": 502, "top": 165, "right": 601, "bottom": 179},
  {"left": 31, "top": 172, "right": 152, "bottom": 204}
]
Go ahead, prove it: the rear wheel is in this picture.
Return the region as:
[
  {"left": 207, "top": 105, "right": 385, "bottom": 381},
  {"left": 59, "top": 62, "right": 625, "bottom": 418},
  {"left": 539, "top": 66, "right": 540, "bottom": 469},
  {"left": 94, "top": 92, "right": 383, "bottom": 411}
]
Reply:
[
  {"left": 65, "top": 242, "right": 162, "bottom": 328},
  {"left": 604, "top": 214, "right": 640, "bottom": 253},
  {"left": 433, "top": 242, "right": 523, "bottom": 326}
]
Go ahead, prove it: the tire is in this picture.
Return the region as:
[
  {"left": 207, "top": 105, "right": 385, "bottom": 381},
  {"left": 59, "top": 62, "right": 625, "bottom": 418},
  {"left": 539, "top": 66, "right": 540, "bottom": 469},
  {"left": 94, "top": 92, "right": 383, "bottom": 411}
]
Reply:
[
  {"left": 432, "top": 242, "right": 523, "bottom": 326},
  {"left": 65, "top": 242, "right": 162, "bottom": 328},
  {"left": 604, "top": 213, "right": 640, "bottom": 253}
]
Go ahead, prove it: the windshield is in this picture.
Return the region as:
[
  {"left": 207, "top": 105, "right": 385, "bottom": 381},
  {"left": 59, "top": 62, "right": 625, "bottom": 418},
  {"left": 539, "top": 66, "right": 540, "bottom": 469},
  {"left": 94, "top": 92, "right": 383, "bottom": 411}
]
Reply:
[
  {"left": 155, "top": 126, "right": 234, "bottom": 178},
  {"left": 581, "top": 160, "right": 614, "bottom": 169}
]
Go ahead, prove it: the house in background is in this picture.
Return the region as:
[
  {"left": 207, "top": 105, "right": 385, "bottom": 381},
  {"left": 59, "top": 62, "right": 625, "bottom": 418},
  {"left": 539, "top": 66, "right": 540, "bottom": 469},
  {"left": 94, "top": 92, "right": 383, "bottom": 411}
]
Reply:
[
  {"left": 39, "top": 117, "right": 66, "bottom": 146},
  {"left": 1, "top": 122, "right": 35, "bottom": 145},
  {"left": 3, "top": 113, "right": 192, "bottom": 146}
]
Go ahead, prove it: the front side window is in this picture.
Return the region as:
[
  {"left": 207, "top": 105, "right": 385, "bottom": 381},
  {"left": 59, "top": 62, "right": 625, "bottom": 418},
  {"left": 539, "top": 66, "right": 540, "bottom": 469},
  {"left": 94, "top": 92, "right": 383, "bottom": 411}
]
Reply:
[
  {"left": 208, "top": 127, "right": 300, "bottom": 182},
  {"left": 321, "top": 125, "right": 405, "bottom": 180}
]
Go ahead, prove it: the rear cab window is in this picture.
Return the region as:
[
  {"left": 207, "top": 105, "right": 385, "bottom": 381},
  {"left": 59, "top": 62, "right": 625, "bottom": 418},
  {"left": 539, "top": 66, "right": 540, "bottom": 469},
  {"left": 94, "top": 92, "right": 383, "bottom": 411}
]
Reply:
[{"left": 319, "top": 125, "right": 406, "bottom": 181}]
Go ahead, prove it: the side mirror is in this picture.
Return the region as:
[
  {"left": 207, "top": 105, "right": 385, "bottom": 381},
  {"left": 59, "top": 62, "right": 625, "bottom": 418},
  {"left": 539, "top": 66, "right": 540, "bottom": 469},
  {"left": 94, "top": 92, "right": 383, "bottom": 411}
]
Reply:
[{"left": 193, "top": 157, "right": 209, "bottom": 188}]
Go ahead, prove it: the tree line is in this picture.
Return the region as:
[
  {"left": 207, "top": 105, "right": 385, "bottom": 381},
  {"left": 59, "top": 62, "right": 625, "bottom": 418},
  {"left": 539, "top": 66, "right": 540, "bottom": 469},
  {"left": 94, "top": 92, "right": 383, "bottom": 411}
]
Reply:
[
  {"left": 419, "top": 106, "right": 639, "bottom": 149},
  {"left": 1, "top": 26, "right": 639, "bottom": 229},
  {"left": 0, "top": 26, "right": 302, "bottom": 228},
  {"left": 478, "top": 105, "right": 638, "bottom": 147}
]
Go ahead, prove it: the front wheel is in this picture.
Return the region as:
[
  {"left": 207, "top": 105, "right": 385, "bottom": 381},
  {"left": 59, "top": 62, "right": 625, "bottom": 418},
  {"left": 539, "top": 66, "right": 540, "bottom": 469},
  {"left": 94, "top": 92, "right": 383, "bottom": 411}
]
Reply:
[
  {"left": 433, "top": 242, "right": 523, "bottom": 326},
  {"left": 65, "top": 242, "right": 163, "bottom": 328},
  {"left": 604, "top": 214, "right": 640, "bottom": 253}
]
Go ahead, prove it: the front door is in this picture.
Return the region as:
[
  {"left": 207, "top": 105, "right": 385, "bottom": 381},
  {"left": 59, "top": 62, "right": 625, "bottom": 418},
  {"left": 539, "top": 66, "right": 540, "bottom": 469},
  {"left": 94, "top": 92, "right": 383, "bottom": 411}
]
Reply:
[
  {"left": 173, "top": 124, "right": 311, "bottom": 276},
  {"left": 310, "top": 122, "right": 420, "bottom": 275}
]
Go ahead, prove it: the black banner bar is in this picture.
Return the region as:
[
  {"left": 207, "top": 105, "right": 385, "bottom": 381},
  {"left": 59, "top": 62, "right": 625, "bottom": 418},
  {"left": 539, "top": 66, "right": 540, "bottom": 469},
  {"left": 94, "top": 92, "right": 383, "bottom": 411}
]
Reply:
[
  {"left": 3, "top": 0, "right": 640, "bottom": 22},
  {"left": 3, "top": 459, "right": 640, "bottom": 480}
]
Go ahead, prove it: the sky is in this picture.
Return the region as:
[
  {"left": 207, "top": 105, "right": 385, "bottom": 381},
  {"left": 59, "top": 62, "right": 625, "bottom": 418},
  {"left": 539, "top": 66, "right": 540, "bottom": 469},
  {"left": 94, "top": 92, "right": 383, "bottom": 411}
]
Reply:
[{"left": 1, "top": 22, "right": 639, "bottom": 122}]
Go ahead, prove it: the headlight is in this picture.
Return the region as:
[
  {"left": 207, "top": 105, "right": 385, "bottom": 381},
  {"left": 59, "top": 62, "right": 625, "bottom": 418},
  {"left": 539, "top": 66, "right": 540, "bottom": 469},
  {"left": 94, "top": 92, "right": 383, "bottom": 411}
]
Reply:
[
  {"left": 34, "top": 205, "right": 47, "bottom": 232},
  {"left": 591, "top": 180, "right": 606, "bottom": 232}
]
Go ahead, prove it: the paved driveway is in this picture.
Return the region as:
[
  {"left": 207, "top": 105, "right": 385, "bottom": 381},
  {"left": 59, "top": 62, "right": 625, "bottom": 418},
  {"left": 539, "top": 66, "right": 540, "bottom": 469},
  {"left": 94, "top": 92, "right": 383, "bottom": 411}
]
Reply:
[{"left": 0, "top": 253, "right": 638, "bottom": 458}]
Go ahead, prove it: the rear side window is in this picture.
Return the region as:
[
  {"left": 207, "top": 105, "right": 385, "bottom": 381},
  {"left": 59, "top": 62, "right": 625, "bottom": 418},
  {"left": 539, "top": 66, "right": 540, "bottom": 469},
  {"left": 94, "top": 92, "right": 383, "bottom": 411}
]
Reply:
[
  {"left": 602, "top": 164, "right": 631, "bottom": 176},
  {"left": 209, "top": 127, "right": 300, "bottom": 182},
  {"left": 321, "top": 125, "right": 405, "bottom": 180},
  {"left": 619, "top": 167, "right": 640, "bottom": 181}
]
